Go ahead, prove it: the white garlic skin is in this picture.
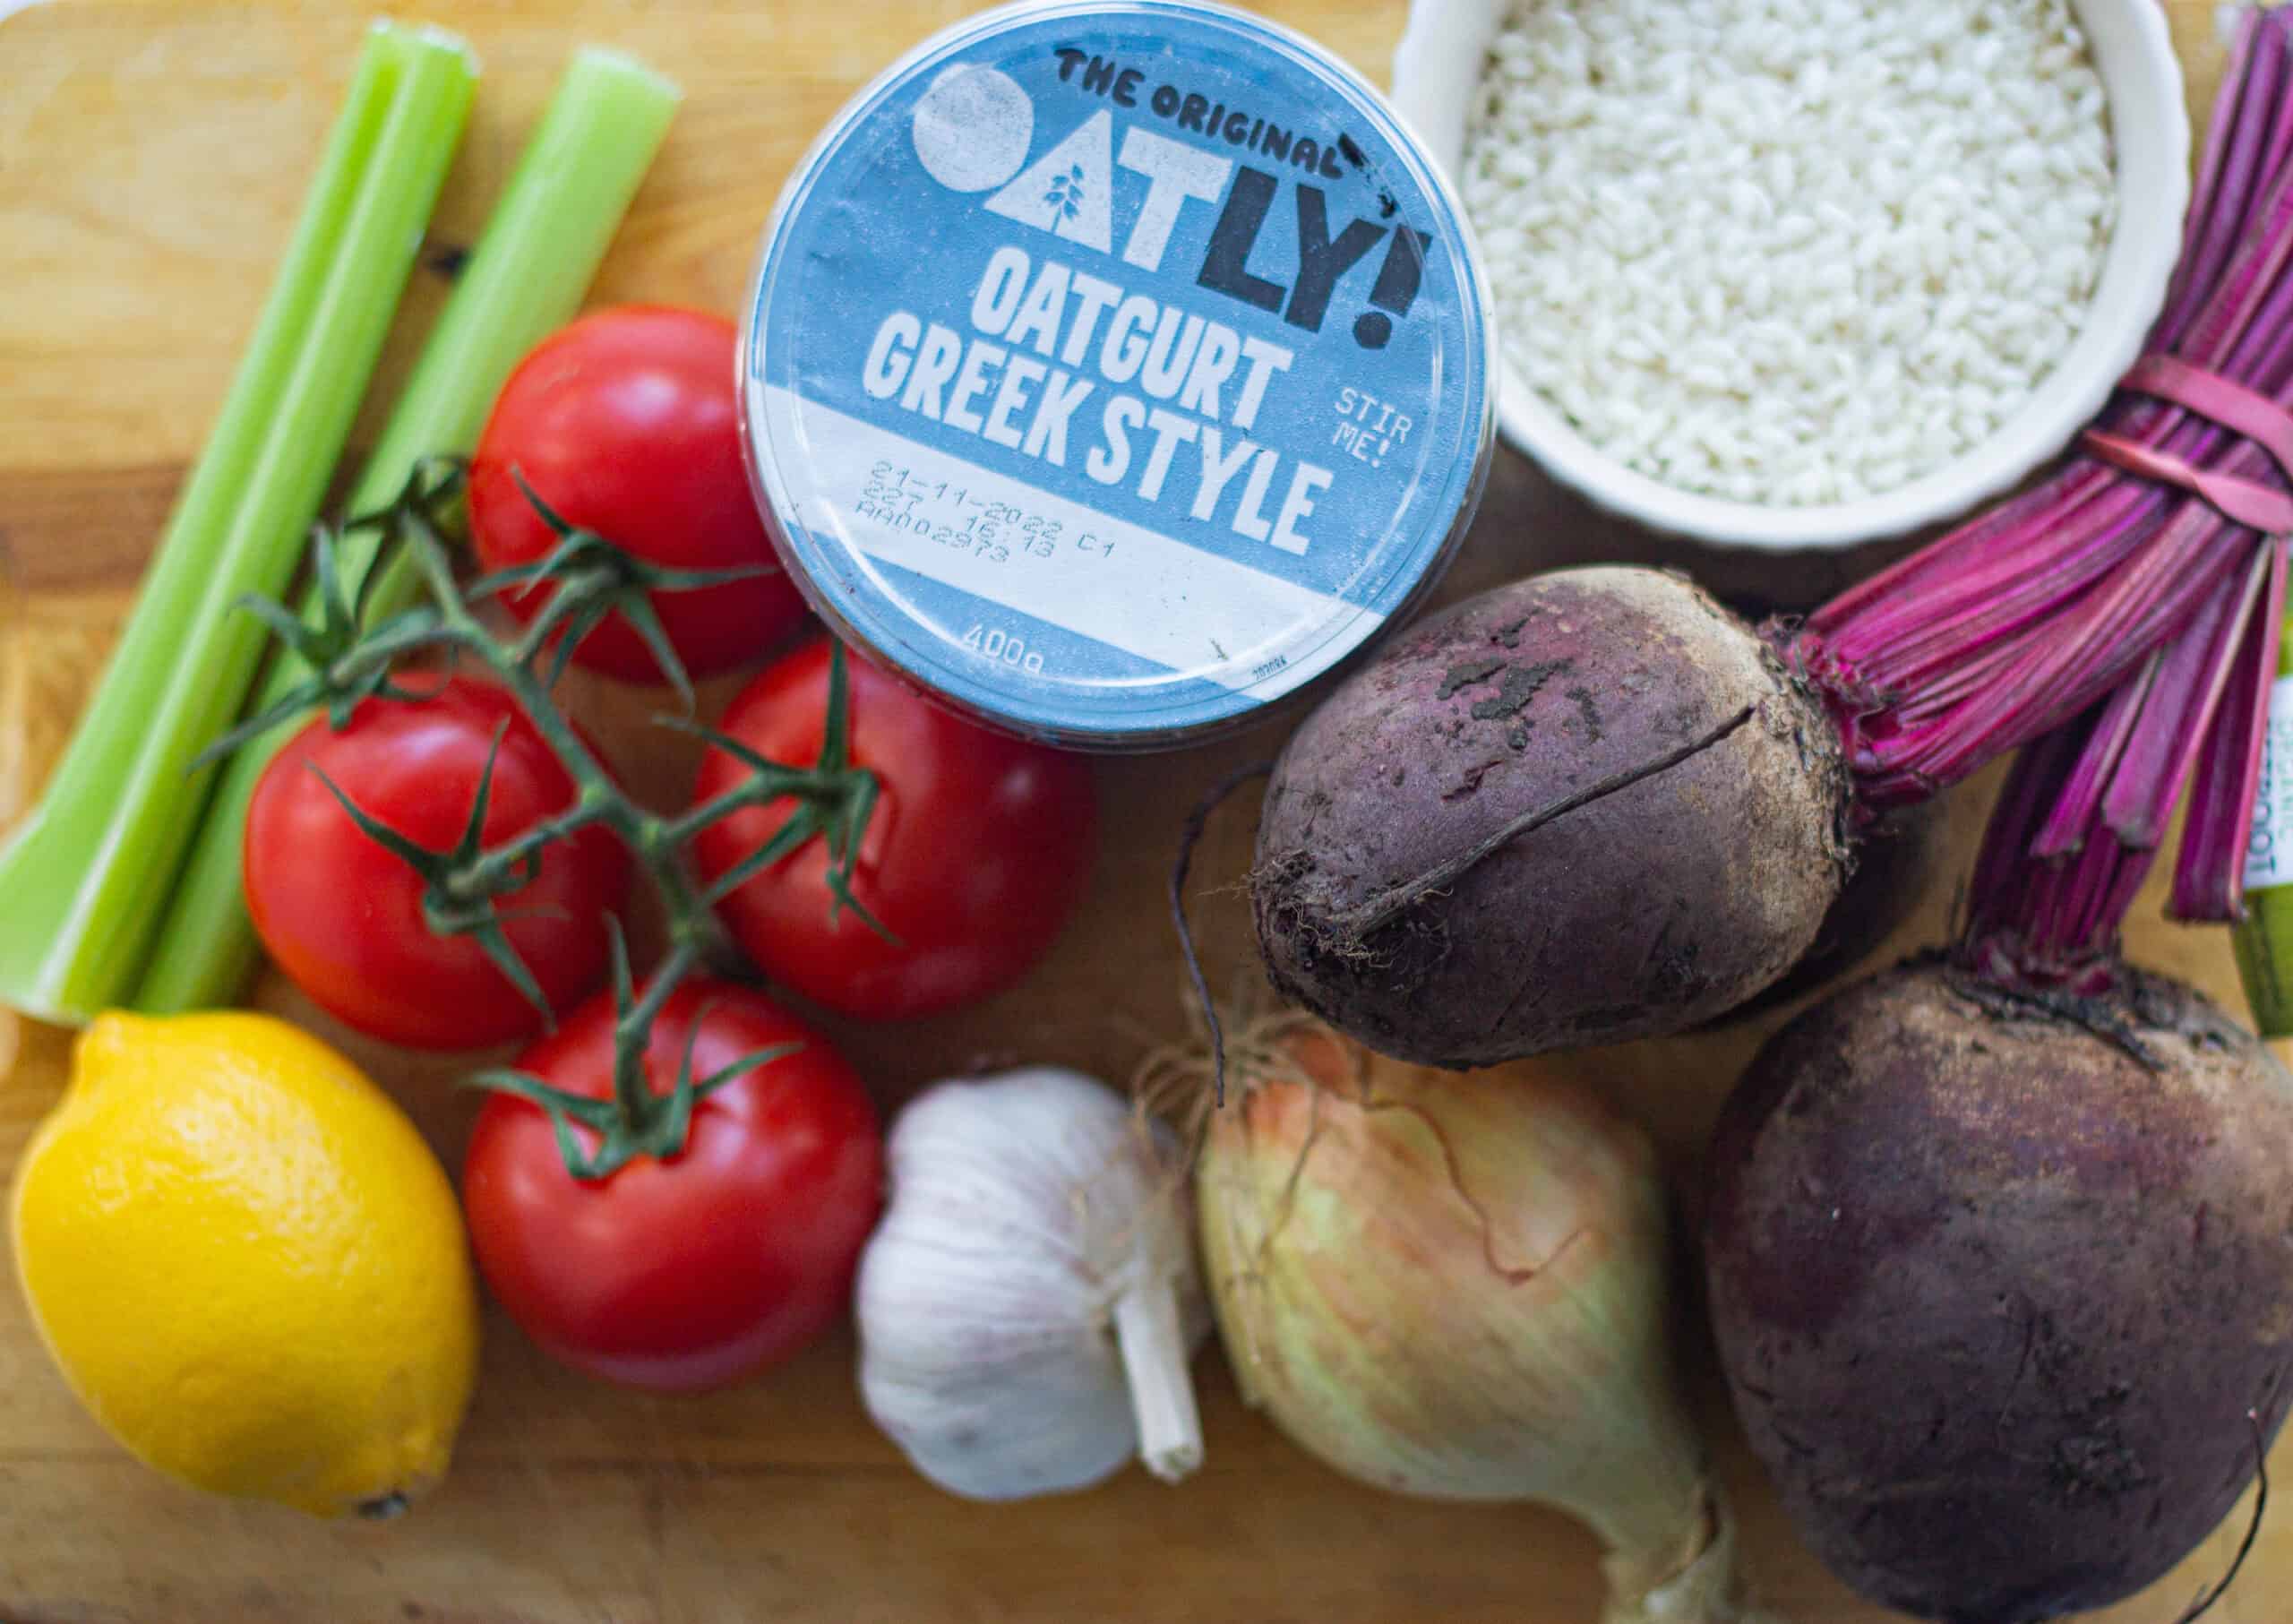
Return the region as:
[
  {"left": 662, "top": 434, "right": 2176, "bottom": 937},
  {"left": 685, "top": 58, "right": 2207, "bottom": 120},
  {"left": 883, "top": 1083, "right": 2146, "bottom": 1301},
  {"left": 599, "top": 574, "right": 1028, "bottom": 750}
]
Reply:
[{"left": 855, "top": 1067, "right": 1207, "bottom": 1502}]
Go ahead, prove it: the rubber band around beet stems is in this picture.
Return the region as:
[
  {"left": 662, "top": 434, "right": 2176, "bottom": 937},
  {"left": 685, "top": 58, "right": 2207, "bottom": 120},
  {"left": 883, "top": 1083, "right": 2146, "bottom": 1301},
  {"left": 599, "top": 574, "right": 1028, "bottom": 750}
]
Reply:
[{"left": 2083, "top": 353, "right": 2293, "bottom": 534}]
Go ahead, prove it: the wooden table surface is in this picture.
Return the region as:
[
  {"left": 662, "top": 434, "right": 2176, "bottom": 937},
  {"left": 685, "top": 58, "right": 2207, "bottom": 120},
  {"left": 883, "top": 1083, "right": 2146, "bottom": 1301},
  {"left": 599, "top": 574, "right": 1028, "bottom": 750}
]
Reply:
[{"left": 0, "top": 2, "right": 2281, "bottom": 1620}]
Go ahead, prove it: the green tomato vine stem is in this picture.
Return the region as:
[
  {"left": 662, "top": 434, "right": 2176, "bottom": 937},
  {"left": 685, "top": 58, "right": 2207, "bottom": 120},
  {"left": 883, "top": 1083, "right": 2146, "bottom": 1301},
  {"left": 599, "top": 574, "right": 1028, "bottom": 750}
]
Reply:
[{"left": 205, "top": 457, "right": 889, "bottom": 1179}]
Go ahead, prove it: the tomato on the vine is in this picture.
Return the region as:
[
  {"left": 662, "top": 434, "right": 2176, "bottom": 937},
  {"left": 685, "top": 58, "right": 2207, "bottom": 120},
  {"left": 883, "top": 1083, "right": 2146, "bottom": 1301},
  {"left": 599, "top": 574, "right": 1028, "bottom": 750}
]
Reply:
[
  {"left": 244, "top": 678, "right": 631, "bottom": 1051},
  {"left": 691, "top": 637, "right": 1098, "bottom": 1021},
  {"left": 461, "top": 980, "right": 883, "bottom": 1393},
  {"left": 468, "top": 305, "right": 809, "bottom": 687}
]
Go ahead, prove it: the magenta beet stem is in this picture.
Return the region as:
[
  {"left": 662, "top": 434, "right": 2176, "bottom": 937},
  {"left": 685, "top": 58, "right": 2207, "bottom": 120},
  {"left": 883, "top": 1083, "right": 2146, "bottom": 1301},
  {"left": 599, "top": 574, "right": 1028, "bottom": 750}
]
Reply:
[{"left": 1962, "top": 542, "right": 2286, "bottom": 985}]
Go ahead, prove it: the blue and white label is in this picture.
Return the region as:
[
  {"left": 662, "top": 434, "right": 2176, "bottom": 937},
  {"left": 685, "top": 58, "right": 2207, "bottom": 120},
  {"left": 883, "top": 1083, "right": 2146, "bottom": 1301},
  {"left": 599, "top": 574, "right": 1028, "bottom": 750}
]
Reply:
[
  {"left": 742, "top": 0, "right": 1492, "bottom": 744},
  {"left": 2247, "top": 674, "right": 2293, "bottom": 890}
]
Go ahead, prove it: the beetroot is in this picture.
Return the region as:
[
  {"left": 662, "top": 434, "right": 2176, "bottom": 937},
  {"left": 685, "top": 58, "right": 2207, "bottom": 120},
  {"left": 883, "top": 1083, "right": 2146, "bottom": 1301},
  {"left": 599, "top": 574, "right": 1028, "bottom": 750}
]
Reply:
[
  {"left": 1719, "top": 804, "right": 1939, "bottom": 1023},
  {"left": 1705, "top": 958, "right": 2293, "bottom": 1623},
  {"left": 1250, "top": 566, "right": 1851, "bottom": 1066}
]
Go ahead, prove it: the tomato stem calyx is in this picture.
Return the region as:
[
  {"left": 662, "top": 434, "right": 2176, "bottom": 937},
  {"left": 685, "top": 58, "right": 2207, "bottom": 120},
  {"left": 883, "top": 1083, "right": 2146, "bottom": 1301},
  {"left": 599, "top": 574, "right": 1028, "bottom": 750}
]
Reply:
[
  {"left": 468, "top": 928, "right": 802, "bottom": 1179},
  {"left": 468, "top": 467, "right": 769, "bottom": 714},
  {"left": 302, "top": 721, "right": 561, "bottom": 1024},
  {"left": 660, "top": 687, "right": 898, "bottom": 945},
  {"left": 205, "top": 460, "right": 882, "bottom": 1178}
]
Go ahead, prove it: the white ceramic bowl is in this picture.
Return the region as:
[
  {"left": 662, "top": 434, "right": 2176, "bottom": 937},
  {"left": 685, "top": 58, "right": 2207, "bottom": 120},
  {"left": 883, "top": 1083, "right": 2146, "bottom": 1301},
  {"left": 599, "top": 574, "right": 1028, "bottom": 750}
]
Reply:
[{"left": 1390, "top": 0, "right": 2192, "bottom": 552}]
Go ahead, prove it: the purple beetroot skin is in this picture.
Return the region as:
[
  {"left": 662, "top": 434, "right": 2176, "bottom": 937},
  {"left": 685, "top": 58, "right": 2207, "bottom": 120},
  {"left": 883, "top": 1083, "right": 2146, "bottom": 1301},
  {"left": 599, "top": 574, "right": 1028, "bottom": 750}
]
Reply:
[
  {"left": 1251, "top": 566, "right": 1851, "bottom": 1067},
  {"left": 1718, "top": 804, "right": 1939, "bottom": 1024},
  {"left": 1705, "top": 958, "right": 2293, "bottom": 1624}
]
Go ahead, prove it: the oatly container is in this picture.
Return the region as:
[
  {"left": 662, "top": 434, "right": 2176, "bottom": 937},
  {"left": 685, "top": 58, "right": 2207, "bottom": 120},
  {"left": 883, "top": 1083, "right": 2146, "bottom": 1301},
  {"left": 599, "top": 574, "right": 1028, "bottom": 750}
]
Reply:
[{"left": 741, "top": 0, "right": 1493, "bottom": 748}]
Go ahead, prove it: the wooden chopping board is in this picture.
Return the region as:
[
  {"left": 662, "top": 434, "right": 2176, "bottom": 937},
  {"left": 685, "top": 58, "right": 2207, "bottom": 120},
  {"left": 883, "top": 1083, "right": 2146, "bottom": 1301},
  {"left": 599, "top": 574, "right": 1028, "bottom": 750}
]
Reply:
[{"left": 0, "top": 3, "right": 2280, "bottom": 1620}]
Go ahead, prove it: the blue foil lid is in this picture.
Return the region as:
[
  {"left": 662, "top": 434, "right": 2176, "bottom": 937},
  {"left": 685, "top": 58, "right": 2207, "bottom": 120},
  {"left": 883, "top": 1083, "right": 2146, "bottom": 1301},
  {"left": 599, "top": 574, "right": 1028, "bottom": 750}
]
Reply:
[{"left": 742, "top": 0, "right": 1493, "bottom": 747}]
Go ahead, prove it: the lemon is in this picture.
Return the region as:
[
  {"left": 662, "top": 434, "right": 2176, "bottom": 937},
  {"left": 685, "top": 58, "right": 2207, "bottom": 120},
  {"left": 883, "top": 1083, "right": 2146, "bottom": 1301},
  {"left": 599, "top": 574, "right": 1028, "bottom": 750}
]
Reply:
[{"left": 9, "top": 1010, "right": 480, "bottom": 1517}]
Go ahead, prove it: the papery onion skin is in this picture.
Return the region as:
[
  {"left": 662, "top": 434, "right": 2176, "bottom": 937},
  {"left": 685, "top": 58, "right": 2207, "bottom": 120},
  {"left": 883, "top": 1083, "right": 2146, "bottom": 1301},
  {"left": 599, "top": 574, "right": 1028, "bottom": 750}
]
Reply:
[{"left": 1194, "top": 1018, "right": 1745, "bottom": 1624}]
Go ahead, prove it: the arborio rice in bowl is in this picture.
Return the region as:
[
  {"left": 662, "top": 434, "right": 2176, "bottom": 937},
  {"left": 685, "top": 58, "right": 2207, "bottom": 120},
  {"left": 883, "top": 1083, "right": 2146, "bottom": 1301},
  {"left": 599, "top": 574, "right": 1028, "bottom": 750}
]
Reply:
[{"left": 1391, "top": 0, "right": 2191, "bottom": 550}]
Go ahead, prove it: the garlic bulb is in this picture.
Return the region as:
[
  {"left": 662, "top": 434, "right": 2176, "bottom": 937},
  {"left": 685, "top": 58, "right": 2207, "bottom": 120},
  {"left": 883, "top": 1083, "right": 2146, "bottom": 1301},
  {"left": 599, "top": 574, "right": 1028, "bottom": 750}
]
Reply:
[
  {"left": 1189, "top": 1013, "right": 1752, "bottom": 1624},
  {"left": 855, "top": 1067, "right": 1208, "bottom": 1501}
]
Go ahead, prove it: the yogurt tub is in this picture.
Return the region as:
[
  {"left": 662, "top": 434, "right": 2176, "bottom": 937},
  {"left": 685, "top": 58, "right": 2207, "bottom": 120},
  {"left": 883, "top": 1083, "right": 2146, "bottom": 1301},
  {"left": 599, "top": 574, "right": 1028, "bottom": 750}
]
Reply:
[{"left": 740, "top": 0, "right": 1496, "bottom": 749}]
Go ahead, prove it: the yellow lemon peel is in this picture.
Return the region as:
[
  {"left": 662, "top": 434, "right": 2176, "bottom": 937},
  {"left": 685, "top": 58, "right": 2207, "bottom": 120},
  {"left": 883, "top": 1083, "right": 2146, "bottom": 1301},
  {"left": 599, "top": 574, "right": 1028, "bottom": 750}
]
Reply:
[{"left": 9, "top": 1010, "right": 479, "bottom": 1517}]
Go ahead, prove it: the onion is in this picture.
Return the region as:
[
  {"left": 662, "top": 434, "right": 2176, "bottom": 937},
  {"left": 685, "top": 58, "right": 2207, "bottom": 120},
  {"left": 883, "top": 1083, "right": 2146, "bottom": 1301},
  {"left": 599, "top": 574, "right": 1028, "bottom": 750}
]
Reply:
[{"left": 1171, "top": 1012, "right": 1751, "bottom": 1624}]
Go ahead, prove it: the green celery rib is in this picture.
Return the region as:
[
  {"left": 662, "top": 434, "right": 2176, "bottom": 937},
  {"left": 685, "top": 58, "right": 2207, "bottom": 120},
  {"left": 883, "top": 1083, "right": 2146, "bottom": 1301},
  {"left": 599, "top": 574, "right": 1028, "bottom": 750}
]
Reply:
[
  {"left": 130, "top": 47, "right": 682, "bottom": 1018},
  {"left": 2234, "top": 901, "right": 2293, "bottom": 1036},
  {"left": 0, "top": 22, "right": 477, "bottom": 1026}
]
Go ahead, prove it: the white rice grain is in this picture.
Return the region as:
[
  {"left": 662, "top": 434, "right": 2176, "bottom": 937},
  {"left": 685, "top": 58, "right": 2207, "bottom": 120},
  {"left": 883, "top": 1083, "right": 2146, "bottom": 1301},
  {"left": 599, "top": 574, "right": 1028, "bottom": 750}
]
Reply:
[{"left": 1463, "top": 0, "right": 2117, "bottom": 506}]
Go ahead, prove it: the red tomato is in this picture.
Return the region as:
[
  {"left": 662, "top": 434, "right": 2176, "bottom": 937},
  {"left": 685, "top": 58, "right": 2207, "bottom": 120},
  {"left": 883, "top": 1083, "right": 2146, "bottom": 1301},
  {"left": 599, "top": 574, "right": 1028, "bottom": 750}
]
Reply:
[
  {"left": 244, "top": 679, "right": 631, "bottom": 1051},
  {"left": 461, "top": 981, "right": 883, "bottom": 1392},
  {"left": 691, "top": 637, "right": 1098, "bottom": 1020},
  {"left": 468, "top": 305, "right": 808, "bottom": 686}
]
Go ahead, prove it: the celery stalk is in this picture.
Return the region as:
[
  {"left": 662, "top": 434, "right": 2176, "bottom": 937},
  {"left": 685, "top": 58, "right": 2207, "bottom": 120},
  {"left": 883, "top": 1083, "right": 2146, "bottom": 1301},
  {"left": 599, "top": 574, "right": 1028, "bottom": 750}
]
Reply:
[
  {"left": 0, "top": 23, "right": 477, "bottom": 1026},
  {"left": 130, "top": 47, "right": 681, "bottom": 1017}
]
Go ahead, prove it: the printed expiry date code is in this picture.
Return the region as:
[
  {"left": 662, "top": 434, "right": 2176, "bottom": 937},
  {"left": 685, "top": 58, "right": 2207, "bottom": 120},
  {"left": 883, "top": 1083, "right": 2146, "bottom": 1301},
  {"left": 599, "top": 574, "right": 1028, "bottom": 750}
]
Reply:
[{"left": 855, "top": 460, "right": 1118, "bottom": 567}]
